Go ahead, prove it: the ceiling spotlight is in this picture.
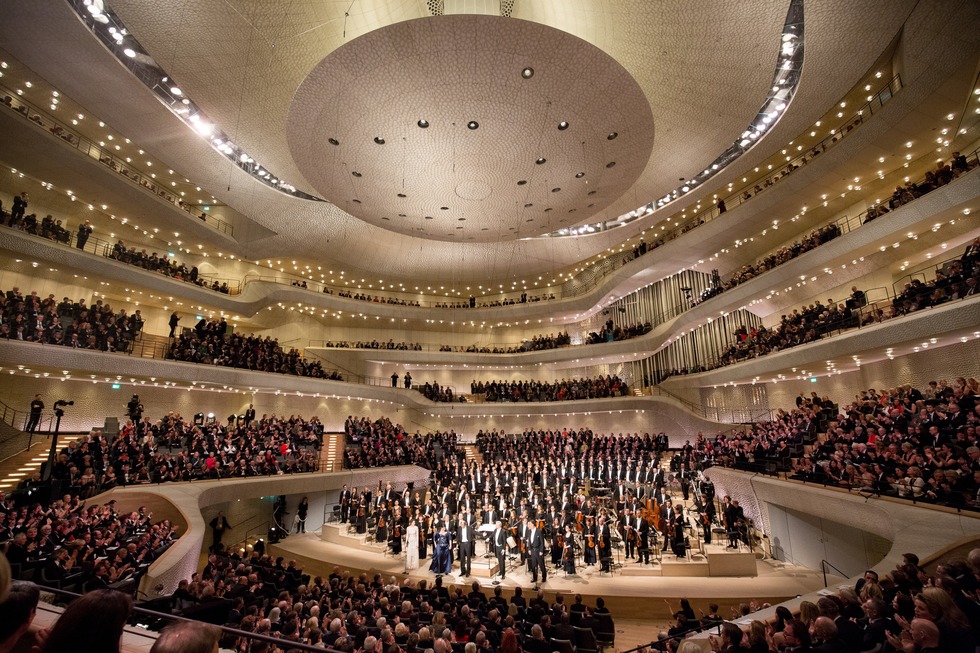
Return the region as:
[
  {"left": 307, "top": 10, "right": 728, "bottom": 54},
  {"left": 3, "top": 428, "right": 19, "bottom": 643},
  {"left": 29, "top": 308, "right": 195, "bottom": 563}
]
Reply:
[
  {"left": 517, "top": 180, "right": 527, "bottom": 186},
  {"left": 558, "top": 121, "right": 569, "bottom": 131},
  {"left": 535, "top": 157, "right": 546, "bottom": 165},
  {"left": 373, "top": 137, "right": 385, "bottom": 144},
  {"left": 575, "top": 172, "right": 585, "bottom": 178},
  {"left": 123, "top": 48, "right": 136, "bottom": 58},
  {"left": 351, "top": 171, "right": 362, "bottom": 177},
  {"left": 606, "top": 161, "right": 616, "bottom": 168},
  {"left": 607, "top": 132, "right": 618, "bottom": 140},
  {"left": 521, "top": 67, "right": 534, "bottom": 79},
  {"left": 397, "top": 193, "right": 407, "bottom": 198},
  {"left": 328, "top": 138, "right": 340, "bottom": 146},
  {"left": 417, "top": 119, "right": 429, "bottom": 128},
  {"left": 551, "top": 188, "right": 561, "bottom": 193},
  {"left": 467, "top": 121, "right": 479, "bottom": 130},
  {"left": 170, "top": 86, "right": 182, "bottom": 96}
]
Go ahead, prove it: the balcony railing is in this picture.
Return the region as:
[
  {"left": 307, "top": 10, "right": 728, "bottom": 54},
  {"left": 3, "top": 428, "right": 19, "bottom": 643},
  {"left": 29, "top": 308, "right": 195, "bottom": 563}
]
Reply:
[{"left": 0, "top": 83, "right": 234, "bottom": 236}]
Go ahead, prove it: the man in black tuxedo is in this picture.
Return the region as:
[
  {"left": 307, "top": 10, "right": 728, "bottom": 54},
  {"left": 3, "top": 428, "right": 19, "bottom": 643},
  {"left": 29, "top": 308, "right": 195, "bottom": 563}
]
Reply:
[
  {"left": 527, "top": 518, "right": 547, "bottom": 585},
  {"left": 597, "top": 517, "right": 611, "bottom": 572},
  {"left": 725, "top": 499, "right": 744, "bottom": 548},
  {"left": 339, "top": 485, "right": 351, "bottom": 523},
  {"left": 458, "top": 517, "right": 474, "bottom": 576},
  {"left": 244, "top": 404, "right": 256, "bottom": 425},
  {"left": 493, "top": 521, "right": 507, "bottom": 580},
  {"left": 633, "top": 509, "right": 651, "bottom": 564}
]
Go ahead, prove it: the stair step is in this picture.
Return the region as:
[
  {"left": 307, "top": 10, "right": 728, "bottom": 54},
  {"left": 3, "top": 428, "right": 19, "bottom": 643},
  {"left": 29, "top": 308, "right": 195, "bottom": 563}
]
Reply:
[
  {"left": 0, "top": 434, "right": 82, "bottom": 491},
  {"left": 320, "top": 432, "right": 345, "bottom": 472}
]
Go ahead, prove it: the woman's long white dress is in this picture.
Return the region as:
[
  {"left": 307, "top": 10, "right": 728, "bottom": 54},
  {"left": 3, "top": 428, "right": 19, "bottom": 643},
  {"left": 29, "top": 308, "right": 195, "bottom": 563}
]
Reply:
[{"left": 405, "top": 524, "right": 419, "bottom": 570}]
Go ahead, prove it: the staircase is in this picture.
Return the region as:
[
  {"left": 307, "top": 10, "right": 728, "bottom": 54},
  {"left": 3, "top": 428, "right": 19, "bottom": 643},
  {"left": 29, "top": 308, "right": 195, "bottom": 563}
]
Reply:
[
  {"left": 320, "top": 432, "right": 345, "bottom": 472},
  {"left": 462, "top": 444, "right": 483, "bottom": 465},
  {"left": 130, "top": 333, "right": 172, "bottom": 359},
  {"left": 0, "top": 434, "right": 82, "bottom": 492}
]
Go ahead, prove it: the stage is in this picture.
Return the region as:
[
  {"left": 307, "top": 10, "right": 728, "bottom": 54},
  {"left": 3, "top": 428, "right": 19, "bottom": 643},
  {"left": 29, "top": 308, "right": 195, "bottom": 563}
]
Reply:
[{"left": 270, "top": 524, "right": 838, "bottom": 623}]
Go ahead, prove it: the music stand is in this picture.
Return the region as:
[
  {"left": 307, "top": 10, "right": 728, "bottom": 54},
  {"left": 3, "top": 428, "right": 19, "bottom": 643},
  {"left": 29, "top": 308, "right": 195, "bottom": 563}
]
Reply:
[{"left": 477, "top": 524, "right": 498, "bottom": 581}]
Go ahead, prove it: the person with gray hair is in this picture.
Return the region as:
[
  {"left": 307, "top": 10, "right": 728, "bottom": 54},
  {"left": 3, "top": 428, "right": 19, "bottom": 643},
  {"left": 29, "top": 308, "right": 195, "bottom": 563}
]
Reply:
[
  {"left": 149, "top": 621, "right": 221, "bottom": 653},
  {"left": 362, "top": 635, "right": 378, "bottom": 653}
]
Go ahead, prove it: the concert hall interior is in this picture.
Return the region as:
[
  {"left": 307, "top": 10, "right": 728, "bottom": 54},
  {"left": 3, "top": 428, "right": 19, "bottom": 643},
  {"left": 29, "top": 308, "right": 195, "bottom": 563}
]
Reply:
[{"left": 0, "top": 1, "right": 979, "bottom": 652}]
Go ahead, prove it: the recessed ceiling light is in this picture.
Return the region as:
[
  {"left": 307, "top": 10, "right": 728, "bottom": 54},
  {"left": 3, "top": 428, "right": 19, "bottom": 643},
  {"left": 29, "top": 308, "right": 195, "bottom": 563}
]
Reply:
[
  {"left": 351, "top": 171, "right": 362, "bottom": 177},
  {"left": 398, "top": 214, "right": 407, "bottom": 217},
  {"left": 517, "top": 180, "right": 527, "bottom": 185},
  {"left": 521, "top": 67, "right": 534, "bottom": 79},
  {"left": 328, "top": 138, "right": 340, "bottom": 146},
  {"left": 524, "top": 203, "right": 534, "bottom": 208},
  {"left": 467, "top": 121, "right": 479, "bottom": 130},
  {"left": 607, "top": 132, "right": 618, "bottom": 140},
  {"left": 588, "top": 190, "right": 597, "bottom": 196},
  {"left": 558, "top": 121, "right": 569, "bottom": 131},
  {"left": 440, "top": 206, "right": 449, "bottom": 210},
  {"left": 373, "top": 137, "right": 385, "bottom": 144},
  {"left": 417, "top": 119, "right": 429, "bottom": 128},
  {"left": 606, "top": 162, "right": 616, "bottom": 168},
  {"left": 535, "top": 158, "right": 546, "bottom": 165},
  {"left": 397, "top": 193, "right": 407, "bottom": 198},
  {"left": 551, "top": 188, "right": 561, "bottom": 193},
  {"left": 575, "top": 172, "right": 585, "bottom": 178},
  {"left": 424, "top": 216, "right": 433, "bottom": 220},
  {"left": 352, "top": 199, "right": 361, "bottom": 203}
]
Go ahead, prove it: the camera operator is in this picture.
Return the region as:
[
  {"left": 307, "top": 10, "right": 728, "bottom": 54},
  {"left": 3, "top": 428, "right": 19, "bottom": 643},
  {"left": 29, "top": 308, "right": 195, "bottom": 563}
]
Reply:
[{"left": 127, "top": 394, "right": 144, "bottom": 422}]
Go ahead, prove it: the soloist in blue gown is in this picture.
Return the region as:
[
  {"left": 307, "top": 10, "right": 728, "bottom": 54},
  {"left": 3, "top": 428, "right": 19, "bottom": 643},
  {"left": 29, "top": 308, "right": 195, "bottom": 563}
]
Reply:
[{"left": 429, "top": 530, "right": 453, "bottom": 574}]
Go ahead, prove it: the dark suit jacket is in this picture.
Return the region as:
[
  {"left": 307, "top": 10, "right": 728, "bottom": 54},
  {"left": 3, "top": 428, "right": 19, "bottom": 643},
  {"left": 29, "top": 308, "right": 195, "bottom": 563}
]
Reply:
[{"left": 529, "top": 528, "right": 545, "bottom": 554}]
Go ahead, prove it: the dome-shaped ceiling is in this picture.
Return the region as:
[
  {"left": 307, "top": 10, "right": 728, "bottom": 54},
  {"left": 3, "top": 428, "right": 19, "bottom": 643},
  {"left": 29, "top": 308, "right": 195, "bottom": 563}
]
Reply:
[{"left": 287, "top": 15, "right": 654, "bottom": 242}]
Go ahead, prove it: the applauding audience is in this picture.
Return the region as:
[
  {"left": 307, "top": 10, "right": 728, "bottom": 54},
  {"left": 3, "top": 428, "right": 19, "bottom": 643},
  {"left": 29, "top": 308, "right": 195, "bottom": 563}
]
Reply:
[
  {"left": 469, "top": 375, "right": 629, "bottom": 403},
  {"left": 168, "top": 318, "right": 341, "bottom": 379},
  {"left": 1, "top": 492, "right": 179, "bottom": 595},
  {"left": 0, "top": 288, "right": 142, "bottom": 351},
  {"left": 698, "top": 376, "right": 980, "bottom": 509}
]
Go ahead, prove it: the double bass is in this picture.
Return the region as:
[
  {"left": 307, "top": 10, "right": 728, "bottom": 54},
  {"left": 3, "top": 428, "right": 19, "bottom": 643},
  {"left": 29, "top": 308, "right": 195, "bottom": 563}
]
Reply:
[{"left": 644, "top": 497, "right": 661, "bottom": 531}]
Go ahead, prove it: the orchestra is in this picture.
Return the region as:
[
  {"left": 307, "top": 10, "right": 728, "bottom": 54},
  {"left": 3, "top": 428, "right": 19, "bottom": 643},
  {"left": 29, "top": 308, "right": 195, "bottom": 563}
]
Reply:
[{"left": 335, "top": 429, "right": 726, "bottom": 578}]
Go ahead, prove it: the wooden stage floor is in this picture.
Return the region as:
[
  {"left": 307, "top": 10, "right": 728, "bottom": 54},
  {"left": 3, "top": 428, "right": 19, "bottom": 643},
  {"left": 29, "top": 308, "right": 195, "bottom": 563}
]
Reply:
[{"left": 270, "top": 526, "right": 840, "bottom": 634}]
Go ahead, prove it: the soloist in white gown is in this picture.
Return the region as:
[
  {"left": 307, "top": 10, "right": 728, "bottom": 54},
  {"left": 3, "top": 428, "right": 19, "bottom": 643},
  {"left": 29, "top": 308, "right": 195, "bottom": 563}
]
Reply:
[{"left": 405, "top": 524, "right": 419, "bottom": 570}]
